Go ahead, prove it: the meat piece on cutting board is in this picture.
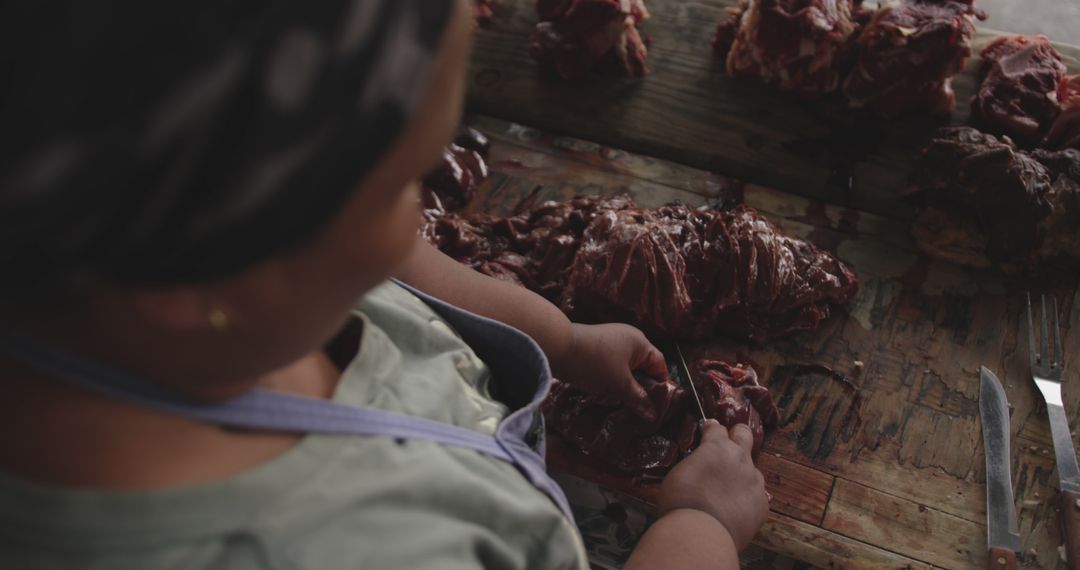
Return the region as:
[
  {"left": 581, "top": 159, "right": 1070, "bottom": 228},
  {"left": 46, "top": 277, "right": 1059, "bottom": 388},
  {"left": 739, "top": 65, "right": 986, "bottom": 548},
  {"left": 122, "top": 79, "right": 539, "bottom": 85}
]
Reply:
[
  {"left": 424, "top": 195, "right": 859, "bottom": 343},
  {"left": 421, "top": 127, "right": 491, "bottom": 215},
  {"left": 843, "top": 0, "right": 986, "bottom": 116},
  {"left": 543, "top": 358, "right": 780, "bottom": 480},
  {"left": 905, "top": 127, "right": 1080, "bottom": 267},
  {"left": 724, "top": 0, "right": 859, "bottom": 95},
  {"left": 530, "top": 0, "right": 650, "bottom": 80},
  {"left": 473, "top": 0, "right": 495, "bottom": 24},
  {"left": 971, "top": 35, "right": 1068, "bottom": 147},
  {"left": 1043, "top": 75, "right": 1080, "bottom": 150}
]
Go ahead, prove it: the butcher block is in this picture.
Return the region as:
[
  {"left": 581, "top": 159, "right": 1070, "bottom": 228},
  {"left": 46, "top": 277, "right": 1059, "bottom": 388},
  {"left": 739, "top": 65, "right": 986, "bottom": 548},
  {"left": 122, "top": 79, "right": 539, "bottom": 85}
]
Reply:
[{"left": 461, "top": 0, "right": 1080, "bottom": 568}]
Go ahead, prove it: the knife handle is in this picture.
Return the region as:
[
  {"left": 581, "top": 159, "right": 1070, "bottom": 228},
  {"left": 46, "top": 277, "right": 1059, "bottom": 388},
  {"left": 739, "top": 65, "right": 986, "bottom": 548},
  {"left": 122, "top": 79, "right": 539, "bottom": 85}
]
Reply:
[
  {"left": 987, "top": 547, "right": 1017, "bottom": 570},
  {"left": 1062, "top": 490, "right": 1080, "bottom": 570}
]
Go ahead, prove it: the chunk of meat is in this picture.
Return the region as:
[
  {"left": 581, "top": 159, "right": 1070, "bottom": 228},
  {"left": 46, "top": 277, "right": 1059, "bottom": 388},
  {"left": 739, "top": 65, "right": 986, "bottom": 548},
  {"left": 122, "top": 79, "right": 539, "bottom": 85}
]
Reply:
[
  {"left": 473, "top": 0, "right": 495, "bottom": 24},
  {"left": 843, "top": 0, "right": 986, "bottom": 116},
  {"left": 906, "top": 127, "right": 1052, "bottom": 262},
  {"left": 725, "top": 0, "right": 858, "bottom": 94},
  {"left": 530, "top": 0, "right": 650, "bottom": 80},
  {"left": 905, "top": 127, "right": 1080, "bottom": 267},
  {"left": 425, "top": 195, "right": 858, "bottom": 343},
  {"left": 543, "top": 358, "right": 780, "bottom": 480},
  {"left": 712, "top": 0, "right": 748, "bottom": 57},
  {"left": 421, "top": 127, "right": 491, "bottom": 214},
  {"left": 971, "top": 35, "right": 1067, "bottom": 147},
  {"left": 1043, "top": 75, "right": 1080, "bottom": 150}
]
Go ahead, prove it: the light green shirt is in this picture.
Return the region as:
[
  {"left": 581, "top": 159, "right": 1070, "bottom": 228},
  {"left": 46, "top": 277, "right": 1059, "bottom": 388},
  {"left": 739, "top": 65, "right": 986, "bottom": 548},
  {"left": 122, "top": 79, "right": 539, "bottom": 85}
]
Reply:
[{"left": 0, "top": 282, "right": 588, "bottom": 569}]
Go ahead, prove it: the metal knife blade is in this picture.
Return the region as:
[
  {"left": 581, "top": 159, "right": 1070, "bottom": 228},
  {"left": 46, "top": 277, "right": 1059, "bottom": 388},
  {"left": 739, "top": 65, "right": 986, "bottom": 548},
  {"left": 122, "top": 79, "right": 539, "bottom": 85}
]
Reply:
[
  {"left": 980, "top": 366, "right": 1021, "bottom": 553},
  {"left": 674, "top": 343, "right": 708, "bottom": 423}
]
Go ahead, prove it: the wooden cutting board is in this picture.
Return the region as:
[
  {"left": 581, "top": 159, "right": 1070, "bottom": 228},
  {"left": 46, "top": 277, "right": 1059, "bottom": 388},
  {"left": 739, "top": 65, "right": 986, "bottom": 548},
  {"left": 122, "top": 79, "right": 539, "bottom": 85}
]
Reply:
[
  {"left": 467, "top": 0, "right": 1080, "bottom": 222},
  {"left": 460, "top": 114, "right": 1079, "bottom": 569}
]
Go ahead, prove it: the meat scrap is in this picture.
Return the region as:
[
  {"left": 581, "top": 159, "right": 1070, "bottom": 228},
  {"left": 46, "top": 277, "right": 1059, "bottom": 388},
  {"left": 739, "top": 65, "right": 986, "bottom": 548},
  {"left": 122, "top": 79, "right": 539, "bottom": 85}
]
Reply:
[
  {"left": 424, "top": 194, "right": 859, "bottom": 343},
  {"left": 724, "top": 0, "right": 859, "bottom": 95},
  {"left": 421, "top": 127, "right": 491, "bottom": 215},
  {"left": 473, "top": 0, "right": 495, "bottom": 24},
  {"left": 843, "top": 0, "right": 985, "bottom": 116},
  {"left": 544, "top": 358, "right": 780, "bottom": 480},
  {"left": 971, "top": 35, "right": 1068, "bottom": 147},
  {"left": 1044, "top": 75, "right": 1080, "bottom": 150},
  {"left": 905, "top": 127, "right": 1080, "bottom": 266},
  {"left": 530, "top": 0, "right": 650, "bottom": 80}
]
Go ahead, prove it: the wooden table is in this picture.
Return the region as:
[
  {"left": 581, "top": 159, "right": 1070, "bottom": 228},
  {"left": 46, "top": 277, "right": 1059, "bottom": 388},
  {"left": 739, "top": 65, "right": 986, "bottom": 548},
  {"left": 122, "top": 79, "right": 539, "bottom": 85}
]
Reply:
[{"left": 463, "top": 1, "right": 1080, "bottom": 568}]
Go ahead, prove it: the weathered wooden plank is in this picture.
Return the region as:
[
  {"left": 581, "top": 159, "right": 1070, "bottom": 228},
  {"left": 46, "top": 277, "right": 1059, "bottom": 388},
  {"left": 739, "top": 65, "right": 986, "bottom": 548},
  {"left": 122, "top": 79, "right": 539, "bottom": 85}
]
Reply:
[
  {"left": 468, "top": 1, "right": 1080, "bottom": 221},
  {"left": 758, "top": 511, "right": 933, "bottom": 570},
  {"left": 823, "top": 478, "right": 987, "bottom": 569}
]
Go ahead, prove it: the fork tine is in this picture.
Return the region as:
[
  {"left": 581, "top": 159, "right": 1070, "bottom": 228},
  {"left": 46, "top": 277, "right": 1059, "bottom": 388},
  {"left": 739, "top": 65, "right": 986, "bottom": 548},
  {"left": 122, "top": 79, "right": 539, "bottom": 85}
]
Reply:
[
  {"left": 1028, "top": 292, "right": 1038, "bottom": 370},
  {"left": 1041, "top": 294, "right": 1051, "bottom": 371},
  {"left": 1054, "top": 296, "right": 1064, "bottom": 371}
]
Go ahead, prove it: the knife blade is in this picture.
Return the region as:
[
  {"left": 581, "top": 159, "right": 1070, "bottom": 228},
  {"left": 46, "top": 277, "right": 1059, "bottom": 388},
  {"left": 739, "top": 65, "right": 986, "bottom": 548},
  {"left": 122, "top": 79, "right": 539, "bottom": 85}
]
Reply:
[
  {"left": 980, "top": 366, "right": 1021, "bottom": 568},
  {"left": 674, "top": 343, "right": 708, "bottom": 423}
]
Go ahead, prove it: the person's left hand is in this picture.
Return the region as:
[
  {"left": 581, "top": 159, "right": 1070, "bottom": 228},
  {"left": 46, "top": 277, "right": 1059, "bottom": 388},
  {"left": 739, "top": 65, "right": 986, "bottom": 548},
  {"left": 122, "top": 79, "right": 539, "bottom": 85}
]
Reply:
[{"left": 550, "top": 323, "right": 668, "bottom": 422}]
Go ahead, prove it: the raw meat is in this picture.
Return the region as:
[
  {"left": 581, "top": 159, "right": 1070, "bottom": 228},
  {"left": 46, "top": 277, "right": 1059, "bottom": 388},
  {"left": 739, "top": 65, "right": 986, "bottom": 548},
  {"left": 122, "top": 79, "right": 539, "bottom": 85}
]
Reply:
[
  {"left": 711, "top": 0, "right": 747, "bottom": 57},
  {"left": 424, "top": 194, "right": 859, "bottom": 343},
  {"left": 543, "top": 358, "right": 780, "bottom": 479},
  {"left": 421, "top": 127, "right": 491, "bottom": 214},
  {"left": 1044, "top": 75, "right": 1080, "bottom": 150},
  {"left": 474, "top": 0, "right": 495, "bottom": 24},
  {"left": 905, "top": 127, "right": 1080, "bottom": 266},
  {"left": 725, "top": 0, "right": 858, "bottom": 95},
  {"left": 971, "top": 35, "right": 1067, "bottom": 147},
  {"left": 530, "top": 0, "right": 650, "bottom": 80},
  {"left": 843, "top": 0, "right": 986, "bottom": 116}
]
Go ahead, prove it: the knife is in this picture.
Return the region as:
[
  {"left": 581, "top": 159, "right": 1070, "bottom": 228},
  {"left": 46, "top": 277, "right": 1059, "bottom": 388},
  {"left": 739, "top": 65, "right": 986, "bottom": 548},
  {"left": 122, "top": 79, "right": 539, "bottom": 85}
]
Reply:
[
  {"left": 981, "top": 366, "right": 1021, "bottom": 570},
  {"left": 674, "top": 343, "right": 708, "bottom": 423}
]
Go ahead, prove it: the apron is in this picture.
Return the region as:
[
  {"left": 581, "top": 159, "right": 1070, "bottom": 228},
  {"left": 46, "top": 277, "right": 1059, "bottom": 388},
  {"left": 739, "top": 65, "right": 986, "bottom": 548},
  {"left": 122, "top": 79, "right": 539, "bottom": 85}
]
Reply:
[{"left": 0, "top": 281, "right": 573, "bottom": 520}]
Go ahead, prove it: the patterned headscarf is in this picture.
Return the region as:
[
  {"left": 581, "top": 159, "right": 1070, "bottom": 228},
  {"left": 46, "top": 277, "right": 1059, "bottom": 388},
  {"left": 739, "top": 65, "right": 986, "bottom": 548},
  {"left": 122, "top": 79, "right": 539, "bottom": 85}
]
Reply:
[{"left": 0, "top": 0, "right": 455, "bottom": 304}]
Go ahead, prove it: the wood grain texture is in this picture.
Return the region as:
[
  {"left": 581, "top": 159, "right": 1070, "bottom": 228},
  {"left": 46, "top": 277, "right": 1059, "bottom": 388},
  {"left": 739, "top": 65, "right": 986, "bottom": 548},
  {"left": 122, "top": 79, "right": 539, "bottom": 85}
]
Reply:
[
  {"left": 467, "top": 0, "right": 1080, "bottom": 221},
  {"left": 461, "top": 116, "right": 1079, "bottom": 568}
]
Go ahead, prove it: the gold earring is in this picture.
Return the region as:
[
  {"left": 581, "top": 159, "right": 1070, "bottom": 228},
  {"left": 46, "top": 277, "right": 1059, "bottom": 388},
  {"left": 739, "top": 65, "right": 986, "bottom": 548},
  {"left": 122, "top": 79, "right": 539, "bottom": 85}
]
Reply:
[{"left": 208, "top": 308, "right": 230, "bottom": 332}]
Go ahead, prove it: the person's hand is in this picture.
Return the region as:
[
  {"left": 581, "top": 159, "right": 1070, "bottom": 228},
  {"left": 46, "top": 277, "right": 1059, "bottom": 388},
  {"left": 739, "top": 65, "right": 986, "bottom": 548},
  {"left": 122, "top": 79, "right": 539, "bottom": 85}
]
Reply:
[
  {"left": 657, "top": 420, "right": 769, "bottom": 550},
  {"left": 550, "top": 323, "right": 667, "bottom": 421}
]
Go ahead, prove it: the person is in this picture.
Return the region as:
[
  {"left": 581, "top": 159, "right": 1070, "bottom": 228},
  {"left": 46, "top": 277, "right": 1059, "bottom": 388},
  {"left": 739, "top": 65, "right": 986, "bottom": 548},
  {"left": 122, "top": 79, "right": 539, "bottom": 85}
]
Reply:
[{"left": 0, "top": 0, "right": 769, "bottom": 568}]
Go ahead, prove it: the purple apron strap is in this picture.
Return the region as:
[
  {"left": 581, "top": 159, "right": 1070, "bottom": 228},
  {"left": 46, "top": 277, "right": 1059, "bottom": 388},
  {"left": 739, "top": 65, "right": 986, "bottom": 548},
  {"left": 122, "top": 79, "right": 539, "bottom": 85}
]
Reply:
[{"left": 0, "top": 330, "right": 575, "bottom": 519}]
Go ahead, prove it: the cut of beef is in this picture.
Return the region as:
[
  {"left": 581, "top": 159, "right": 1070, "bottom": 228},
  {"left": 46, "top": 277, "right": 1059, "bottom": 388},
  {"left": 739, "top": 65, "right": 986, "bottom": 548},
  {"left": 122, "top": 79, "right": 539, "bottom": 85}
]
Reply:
[
  {"left": 424, "top": 195, "right": 859, "bottom": 343},
  {"left": 971, "top": 35, "right": 1067, "bottom": 147},
  {"left": 543, "top": 358, "right": 780, "bottom": 479},
  {"left": 843, "top": 0, "right": 986, "bottom": 116},
  {"left": 905, "top": 127, "right": 1080, "bottom": 267},
  {"left": 725, "top": 0, "right": 858, "bottom": 95},
  {"left": 1044, "top": 75, "right": 1080, "bottom": 150},
  {"left": 421, "top": 127, "right": 491, "bottom": 214},
  {"left": 530, "top": 0, "right": 650, "bottom": 80}
]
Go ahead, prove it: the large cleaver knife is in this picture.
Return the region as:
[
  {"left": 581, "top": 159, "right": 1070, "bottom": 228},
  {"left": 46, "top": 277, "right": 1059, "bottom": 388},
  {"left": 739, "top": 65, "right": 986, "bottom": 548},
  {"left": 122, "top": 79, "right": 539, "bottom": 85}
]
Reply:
[{"left": 981, "top": 366, "right": 1021, "bottom": 569}]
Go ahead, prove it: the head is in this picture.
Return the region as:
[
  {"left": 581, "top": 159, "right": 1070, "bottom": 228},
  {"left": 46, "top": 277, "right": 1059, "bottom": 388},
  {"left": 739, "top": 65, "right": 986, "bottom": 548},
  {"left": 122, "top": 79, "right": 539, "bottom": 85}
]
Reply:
[{"left": 0, "top": 0, "right": 475, "bottom": 397}]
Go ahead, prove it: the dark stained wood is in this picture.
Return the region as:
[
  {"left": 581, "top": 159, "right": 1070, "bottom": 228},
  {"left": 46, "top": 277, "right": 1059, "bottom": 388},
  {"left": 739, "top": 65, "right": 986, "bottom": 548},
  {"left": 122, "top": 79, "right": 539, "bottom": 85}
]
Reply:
[
  {"left": 467, "top": 1, "right": 1080, "bottom": 221},
  {"left": 462, "top": 116, "right": 1079, "bottom": 568}
]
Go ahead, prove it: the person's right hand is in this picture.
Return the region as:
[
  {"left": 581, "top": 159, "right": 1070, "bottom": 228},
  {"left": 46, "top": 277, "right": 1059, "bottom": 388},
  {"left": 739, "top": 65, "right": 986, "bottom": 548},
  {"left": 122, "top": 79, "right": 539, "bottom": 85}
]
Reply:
[{"left": 656, "top": 420, "right": 769, "bottom": 550}]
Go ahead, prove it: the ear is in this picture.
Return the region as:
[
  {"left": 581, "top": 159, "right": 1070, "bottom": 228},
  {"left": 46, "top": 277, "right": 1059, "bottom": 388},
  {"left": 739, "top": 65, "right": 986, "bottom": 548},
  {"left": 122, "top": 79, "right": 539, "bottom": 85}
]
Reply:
[{"left": 128, "top": 286, "right": 228, "bottom": 332}]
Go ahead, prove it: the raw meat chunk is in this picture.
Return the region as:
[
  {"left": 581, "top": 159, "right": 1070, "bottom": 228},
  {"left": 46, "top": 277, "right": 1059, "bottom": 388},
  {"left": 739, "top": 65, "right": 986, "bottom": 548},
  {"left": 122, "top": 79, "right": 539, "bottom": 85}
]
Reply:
[
  {"left": 843, "top": 0, "right": 986, "bottom": 116},
  {"left": 543, "top": 358, "right": 780, "bottom": 479},
  {"left": 421, "top": 127, "right": 491, "bottom": 214},
  {"left": 1043, "top": 75, "right": 1080, "bottom": 150},
  {"left": 725, "top": 0, "right": 858, "bottom": 94},
  {"left": 971, "top": 35, "right": 1067, "bottom": 147},
  {"left": 530, "top": 0, "right": 650, "bottom": 80}
]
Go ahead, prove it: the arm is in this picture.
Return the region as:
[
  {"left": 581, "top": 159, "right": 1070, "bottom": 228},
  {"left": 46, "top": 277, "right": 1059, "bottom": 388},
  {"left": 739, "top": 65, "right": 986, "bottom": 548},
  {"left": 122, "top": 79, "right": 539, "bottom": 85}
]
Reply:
[
  {"left": 395, "top": 238, "right": 662, "bottom": 419},
  {"left": 394, "top": 237, "right": 575, "bottom": 373},
  {"left": 624, "top": 509, "right": 740, "bottom": 570}
]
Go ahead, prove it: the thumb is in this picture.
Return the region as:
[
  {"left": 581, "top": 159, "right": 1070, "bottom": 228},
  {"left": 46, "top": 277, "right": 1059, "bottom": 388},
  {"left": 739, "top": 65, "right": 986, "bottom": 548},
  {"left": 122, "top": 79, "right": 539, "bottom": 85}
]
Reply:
[
  {"left": 621, "top": 372, "right": 657, "bottom": 422},
  {"left": 634, "top": 343, "right": 670, "bottom": 381}
]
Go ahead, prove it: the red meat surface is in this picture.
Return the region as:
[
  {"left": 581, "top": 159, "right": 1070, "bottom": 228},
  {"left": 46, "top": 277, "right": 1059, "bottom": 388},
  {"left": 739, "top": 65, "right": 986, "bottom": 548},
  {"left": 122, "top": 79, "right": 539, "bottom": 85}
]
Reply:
[
  {"left": 424, "top": 195, "right": 859, "bottom": 343},
  {"left": 843, "top": 0, "right": 986, "bottom": 116},
  {"left": 725, "top": 0, "right": 858, "bottom": 95},
  {"left": 420, "top": 127, "right": 491, "bottom": 214},
  {"left": 543, "top": 358, "right": 780, "bottom": 480},
  {"left": 1044, "top": 75, "right": 1080, "bottom": 150},
  {"left": 474, "top": 0, "right": 495, "bottom": 24},
  {"left": 971, "top": 35, "right": 1067, "bottom": 147},
  {"left": 530, "top": 0, "right": 650, "bottom": 80}
]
